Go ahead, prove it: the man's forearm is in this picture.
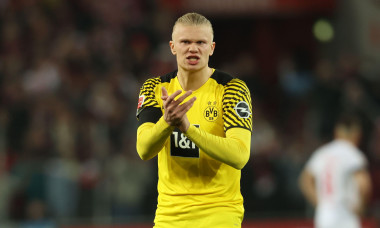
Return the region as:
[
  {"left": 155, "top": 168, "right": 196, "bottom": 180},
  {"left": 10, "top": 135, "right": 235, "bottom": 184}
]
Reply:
[
  {"left": 354, "top": 169, "right": 372, "bottom": 215},
  {"left": 184, "top": 126, "right": 251, "bottom": 170},
  {"left": 136, "top": 117, "right": 175, "bottom": 160},
  {"left": 299, "top": 170, "right": 318, "bottom": 207}
]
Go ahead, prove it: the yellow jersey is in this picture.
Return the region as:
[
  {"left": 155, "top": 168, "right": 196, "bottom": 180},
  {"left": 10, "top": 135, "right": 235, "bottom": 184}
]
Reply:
[{"left": 136, "top": 69, "right": 252, "bottom": 228}]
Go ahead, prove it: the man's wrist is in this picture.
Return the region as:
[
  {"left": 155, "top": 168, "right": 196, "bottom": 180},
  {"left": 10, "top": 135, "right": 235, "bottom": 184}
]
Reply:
[
  {"left": 158, "top": 117, "right": 175, "bottom": 132},
  {"left": 179, "top": 121, "right": 190, "bottom": 133}
]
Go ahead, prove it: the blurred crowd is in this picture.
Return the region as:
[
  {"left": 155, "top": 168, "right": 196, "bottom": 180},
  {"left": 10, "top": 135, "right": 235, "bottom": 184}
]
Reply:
[{"left": 1, "top": 0, "right": 380, "bottom": 226}]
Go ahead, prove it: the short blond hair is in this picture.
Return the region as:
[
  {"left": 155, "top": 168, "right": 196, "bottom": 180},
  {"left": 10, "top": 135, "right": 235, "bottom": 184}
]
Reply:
[{"left": 172, "top": 12, "right": 214, "bottom": 39}]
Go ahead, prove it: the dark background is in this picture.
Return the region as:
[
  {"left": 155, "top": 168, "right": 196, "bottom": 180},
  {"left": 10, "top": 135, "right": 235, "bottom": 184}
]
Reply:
[{"left": 1, "top": 0, "right": 380, "bottom": 227}]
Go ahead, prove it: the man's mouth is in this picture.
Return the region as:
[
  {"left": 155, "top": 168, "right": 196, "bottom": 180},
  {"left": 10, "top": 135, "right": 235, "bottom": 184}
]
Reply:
[{"left": 187, "top": 56, "right": 200, "bottom": 64}]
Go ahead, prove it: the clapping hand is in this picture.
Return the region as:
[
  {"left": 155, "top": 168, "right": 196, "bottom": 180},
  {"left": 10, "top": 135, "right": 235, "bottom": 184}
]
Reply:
[{"left": 161, "top": 87, "right": 196, "bottom": 132}]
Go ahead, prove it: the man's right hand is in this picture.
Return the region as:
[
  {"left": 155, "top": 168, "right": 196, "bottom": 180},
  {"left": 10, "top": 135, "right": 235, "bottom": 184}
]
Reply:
[{"left": 161, "top": 87, "right": 196, "bottom": 132}]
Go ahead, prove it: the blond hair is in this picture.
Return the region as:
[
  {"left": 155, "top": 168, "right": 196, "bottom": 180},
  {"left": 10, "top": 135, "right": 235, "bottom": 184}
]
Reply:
[{"left": 172, "top": 12, "right": 214, "bottom": 39}]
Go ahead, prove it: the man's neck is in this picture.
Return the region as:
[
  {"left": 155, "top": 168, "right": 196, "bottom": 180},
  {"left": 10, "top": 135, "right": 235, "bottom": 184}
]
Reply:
[{"left": 177, "top": 67, "right": 213, "bottom": 91}]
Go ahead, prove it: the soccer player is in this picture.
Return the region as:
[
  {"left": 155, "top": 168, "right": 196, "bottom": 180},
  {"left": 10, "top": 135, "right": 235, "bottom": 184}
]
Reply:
[
  {"left": 299, "top": 114, "right": 372, "bottom": 228},
  {"left": 136, "top": 13, "right": 252, "bottom": 228}
]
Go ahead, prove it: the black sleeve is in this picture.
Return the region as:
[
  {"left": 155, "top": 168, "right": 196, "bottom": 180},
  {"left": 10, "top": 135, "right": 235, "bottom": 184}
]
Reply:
[{"left": 137, "top": 106, "right": 162, "bottom": 127}]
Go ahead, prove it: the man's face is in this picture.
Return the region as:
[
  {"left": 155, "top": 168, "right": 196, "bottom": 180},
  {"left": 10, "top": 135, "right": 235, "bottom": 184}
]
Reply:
[{"left": 170, "top": 24, "right": 215, "bottom": 72}]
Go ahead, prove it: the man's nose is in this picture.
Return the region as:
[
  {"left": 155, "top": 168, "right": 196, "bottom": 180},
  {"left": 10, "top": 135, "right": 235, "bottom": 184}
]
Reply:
[{"left": 189, "top": 43, "right": 198, "bottom": 52}]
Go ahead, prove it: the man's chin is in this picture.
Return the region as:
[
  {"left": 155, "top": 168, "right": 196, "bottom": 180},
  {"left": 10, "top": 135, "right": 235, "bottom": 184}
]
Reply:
[{"left": 183, "top": 64, "right": 204, "bottom": 72}]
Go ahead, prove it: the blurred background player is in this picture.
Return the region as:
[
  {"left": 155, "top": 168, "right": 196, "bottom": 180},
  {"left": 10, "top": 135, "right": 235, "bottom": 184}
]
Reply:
[
  {"left": 136, "top": 12, "right": 252, "bottom": 228},
  {"left": 298, "top": 113, "right": 372, "bottom": 228}
]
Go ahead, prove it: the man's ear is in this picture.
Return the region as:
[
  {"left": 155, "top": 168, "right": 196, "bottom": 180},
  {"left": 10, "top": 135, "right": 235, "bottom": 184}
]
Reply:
[
  {"left": 169, "top": 41, "right": 176, "bottom": 55},
  {"left": 209, "top": 42, "right": 216, "bottom": 56}
]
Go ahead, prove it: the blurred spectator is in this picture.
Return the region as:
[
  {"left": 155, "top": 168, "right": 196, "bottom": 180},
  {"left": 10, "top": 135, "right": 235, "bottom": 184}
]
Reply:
[
  {"left": 278, "top": 50, "right": 314, "bottom": 99},
  {"left": 308, "top": 58, "right": 342, "bottom": 142},
  {"left": 103, "top": 150, "right": 153, "bottom": 221},
  {"left": 45, "top": 158, "right": 80, "bottom": 220},
  {"left": 368, "top": 119, "right": 380, "bottom": 222},
  {"left": 22, "top": 57, "right": 61, "bottom": 97},
  {"left": 19, "top": 199, "right": 56, "bottom": 228},
  {"left": 0, "top": 152, "right": 17, "bottom": 221}
]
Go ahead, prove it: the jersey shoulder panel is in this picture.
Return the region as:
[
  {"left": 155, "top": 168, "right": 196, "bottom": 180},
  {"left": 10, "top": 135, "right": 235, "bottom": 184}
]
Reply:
[
  {"left": 222, "top": 77, "right": 253, "bottom": 132},
  {"left": 160, "top": 70, "right": 178, "bottom": 83},
  {"left": 211, "top": 69, "right": 234, "bottom": 85}
]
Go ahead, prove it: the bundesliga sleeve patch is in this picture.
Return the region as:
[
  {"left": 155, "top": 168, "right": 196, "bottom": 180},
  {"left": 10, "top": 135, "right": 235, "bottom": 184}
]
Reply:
[
  {"left": 233, "top": 101, "right": 251, "bottom": 118},
  {"left": 137, "top": 95, "right": 145, "bottom": 110}
]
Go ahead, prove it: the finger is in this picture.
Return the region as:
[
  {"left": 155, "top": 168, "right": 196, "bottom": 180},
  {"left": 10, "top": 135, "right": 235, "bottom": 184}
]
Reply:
[
  {"left": 165, "top": 90, "right": 182, "bottom": 104},
  {"left": 176, "top": 97, "right": 196, "bottom": 115},
  {"left": 173, "top": 90, "right": 193, "bottom": 106},
  {"left": 162, "top": 90, "right": 182, "bottom": 111},
  {"left": 161, "top": 86, "right": 168, "bottom": 97},
  {"left": 165, "top": 96, "right": 196, "bottom": 121},
  {"left": 161, "top": 87, "right": 169, "bottom": 101},
  {"left": 176, "top": 102, "right": 195, "bottom": 119}
]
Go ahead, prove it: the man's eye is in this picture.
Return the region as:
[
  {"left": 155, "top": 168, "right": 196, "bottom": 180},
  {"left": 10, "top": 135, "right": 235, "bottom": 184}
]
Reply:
[
  {"left": 182, "top": 41, "right": 190, "bottom": 44},
  {"left": 197, "top": 41, "right": 205, "bottom": 44}
]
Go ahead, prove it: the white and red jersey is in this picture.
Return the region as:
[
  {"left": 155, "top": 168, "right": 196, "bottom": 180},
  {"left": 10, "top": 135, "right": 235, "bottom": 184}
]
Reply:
[{"left": 306, "top": 139, "right": 368, "bottom": 228}]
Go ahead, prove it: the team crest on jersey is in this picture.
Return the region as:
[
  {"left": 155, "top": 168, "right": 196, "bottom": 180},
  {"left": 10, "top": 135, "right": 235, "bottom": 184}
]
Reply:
[
  {"left": 137, "top": 95, "right": 145, "bottom": 110},
  {"left": 203, "top": 101, "right": 219, "bottom": 122},
  {"left": 234, "top": 101, "right": 251, "bottom": 118}
]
